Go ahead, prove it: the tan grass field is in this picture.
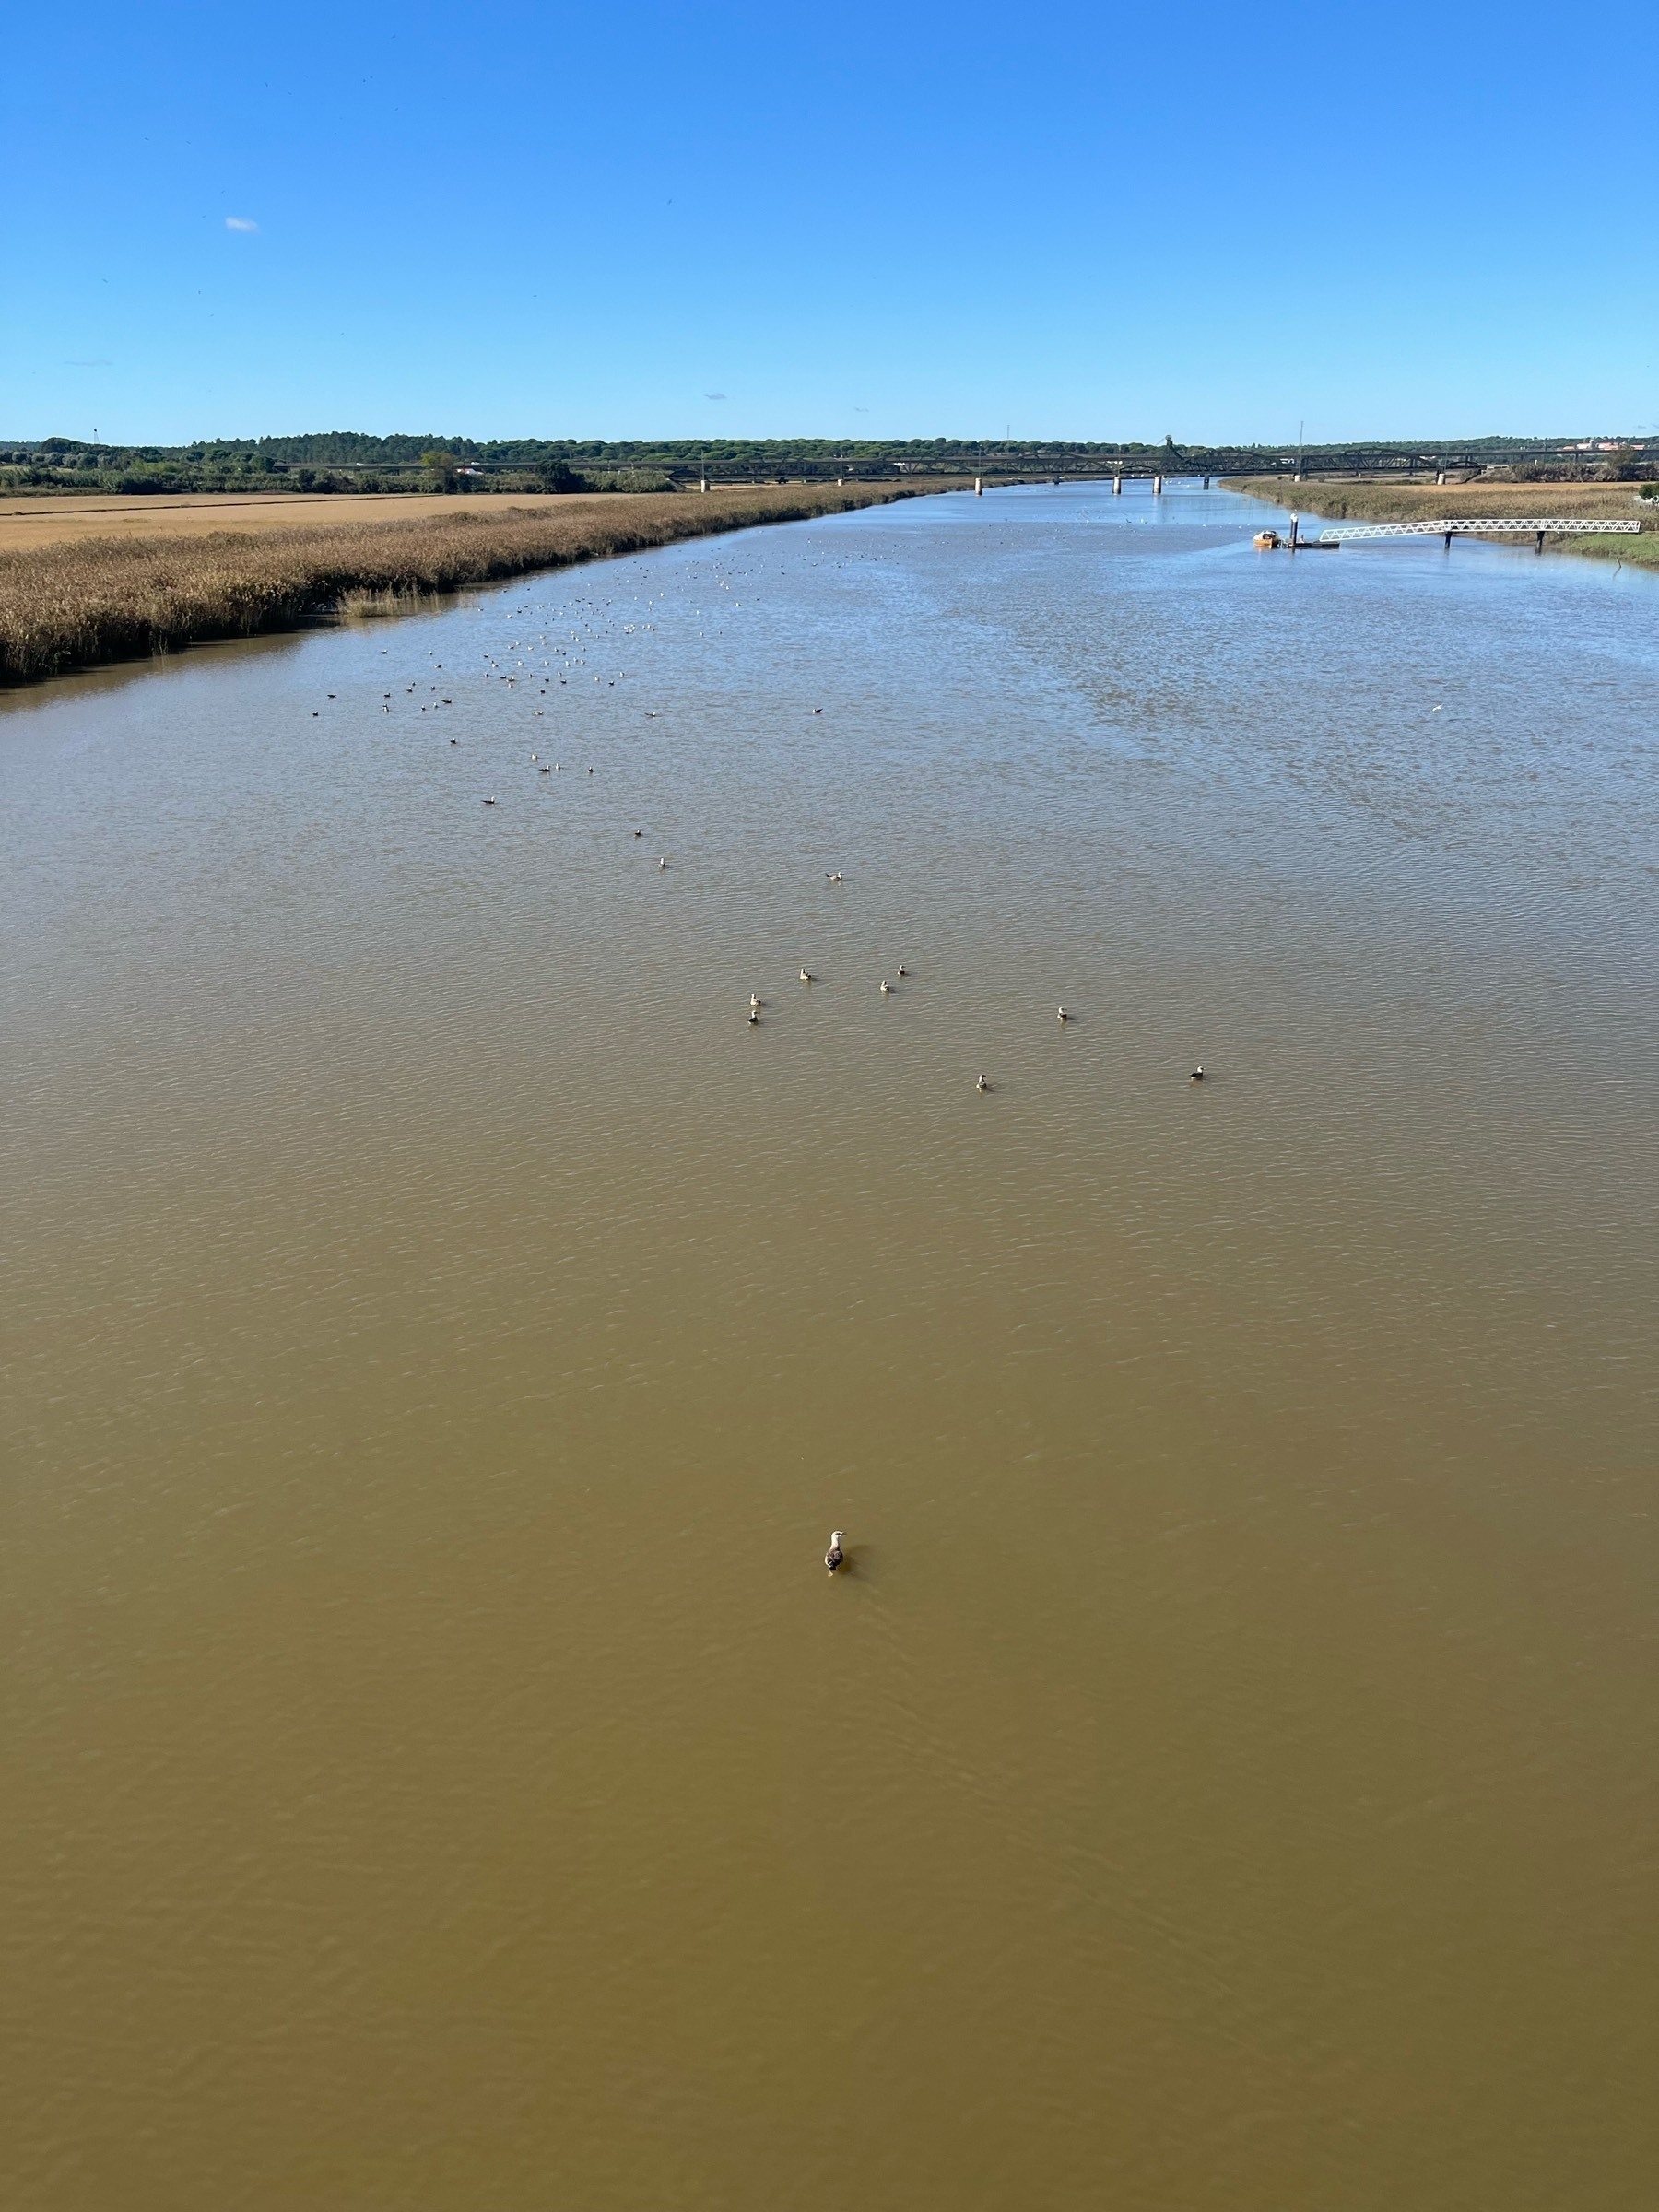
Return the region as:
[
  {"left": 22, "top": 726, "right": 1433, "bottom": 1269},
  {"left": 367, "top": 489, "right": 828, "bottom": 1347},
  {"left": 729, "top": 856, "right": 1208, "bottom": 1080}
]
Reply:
[
  {"left": 0, "top": 488, "right": 629, "bottom": 552},
  {"left": 0, "top": 483, "right": 959, "bottom": 685}
]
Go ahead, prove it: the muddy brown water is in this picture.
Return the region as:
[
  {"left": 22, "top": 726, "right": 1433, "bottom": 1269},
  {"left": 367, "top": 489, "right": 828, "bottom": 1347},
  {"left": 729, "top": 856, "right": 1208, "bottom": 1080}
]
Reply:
[{"left": 3, "top": 483, "right": 1656, "bottom": 2210}]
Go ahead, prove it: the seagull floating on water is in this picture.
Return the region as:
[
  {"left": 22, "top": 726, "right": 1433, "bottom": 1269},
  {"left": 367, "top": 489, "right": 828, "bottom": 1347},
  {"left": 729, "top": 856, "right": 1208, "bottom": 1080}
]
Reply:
[
  {"left": 800, "top": 968, "right": 814, "bottom": 983},
  {"left": 879, "top": 979, "right": 892, "bottom": 994},
  {"left": 748, "top": 1006, "right": 760, "bottom": 1026},
  {"left": 483, "top": 795, "right": 498, "bottom": 806},
  {"left": 826, "top": 872, "right": 843, "bottom": 883},
  {"left": 897, "top": 964, "right": 909, "bottom": 978},
  {"left": 1190, "top": 1065, "right": 1205, "bottom": 1082},
  {"left": 825, "top": 1530, "right": 846, "bottom": 1573},
  {"left": 1057, "top": 1006, "right": 1071, "bottom": 1023},
  {"left": 976, "top": 1074, "right": 990, "bottom": 1092}
]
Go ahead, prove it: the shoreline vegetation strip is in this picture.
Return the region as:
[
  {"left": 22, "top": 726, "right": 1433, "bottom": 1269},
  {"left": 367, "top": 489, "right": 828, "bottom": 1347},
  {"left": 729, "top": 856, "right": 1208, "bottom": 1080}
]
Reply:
[
  {"left": 0, "top": 482, "right": 964, "bottom": 686},
  {"left": 1224, "top": 476, "right": 1659, "bottom": 566}
]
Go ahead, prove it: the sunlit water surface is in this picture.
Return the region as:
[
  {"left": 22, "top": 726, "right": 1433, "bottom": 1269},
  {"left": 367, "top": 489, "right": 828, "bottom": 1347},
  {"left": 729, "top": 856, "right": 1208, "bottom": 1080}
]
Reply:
[{"left": 4, "top": 483, "right": 1656, "bottom": 2210}]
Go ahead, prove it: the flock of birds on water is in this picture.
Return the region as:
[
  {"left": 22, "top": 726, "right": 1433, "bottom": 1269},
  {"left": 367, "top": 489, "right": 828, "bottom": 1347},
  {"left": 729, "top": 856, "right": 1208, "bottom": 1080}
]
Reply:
[
  {"left": 314, "top": 541, "right": 1214, "bottom": 1105},
  {"left": 312, "top": 531, "right": 1211, "bottom": 1574}
]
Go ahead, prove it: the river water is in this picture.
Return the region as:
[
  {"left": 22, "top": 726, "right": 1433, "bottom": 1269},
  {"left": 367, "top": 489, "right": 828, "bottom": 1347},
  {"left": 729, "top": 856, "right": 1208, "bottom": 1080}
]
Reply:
[{"left": 4, "top": 482, "right": 1656, "bottom": 2210}]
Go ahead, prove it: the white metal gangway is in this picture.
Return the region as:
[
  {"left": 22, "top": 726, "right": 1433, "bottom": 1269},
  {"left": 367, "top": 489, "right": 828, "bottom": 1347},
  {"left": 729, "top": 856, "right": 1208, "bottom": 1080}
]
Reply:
[{"left": 1318, "top": 517, "right": 1642, "bottom": 543}]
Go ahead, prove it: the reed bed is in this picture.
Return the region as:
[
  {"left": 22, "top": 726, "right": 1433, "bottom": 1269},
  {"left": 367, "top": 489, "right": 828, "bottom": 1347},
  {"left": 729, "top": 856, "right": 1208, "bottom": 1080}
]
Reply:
[{"left": 0, "top": 483, "right": 943, "bottom": 685}]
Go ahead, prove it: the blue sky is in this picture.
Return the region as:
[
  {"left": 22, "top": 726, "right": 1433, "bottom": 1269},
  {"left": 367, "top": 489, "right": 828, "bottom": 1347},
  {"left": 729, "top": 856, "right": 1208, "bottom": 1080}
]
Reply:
[{"left": 5, "top": 0, "right": 1654, "bottom": 444}]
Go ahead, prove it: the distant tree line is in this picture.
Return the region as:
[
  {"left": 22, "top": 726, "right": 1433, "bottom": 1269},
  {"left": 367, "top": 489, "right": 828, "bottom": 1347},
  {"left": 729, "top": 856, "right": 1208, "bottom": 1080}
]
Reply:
[{"left": 1, "top": 430, "right": 1649, "bottom": 498}]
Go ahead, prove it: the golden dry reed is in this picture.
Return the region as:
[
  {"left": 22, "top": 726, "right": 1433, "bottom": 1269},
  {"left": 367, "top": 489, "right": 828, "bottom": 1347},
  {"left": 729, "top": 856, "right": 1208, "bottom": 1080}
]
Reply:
[{"left": 0, "top": 484, "right": 944, "bottom": 685}]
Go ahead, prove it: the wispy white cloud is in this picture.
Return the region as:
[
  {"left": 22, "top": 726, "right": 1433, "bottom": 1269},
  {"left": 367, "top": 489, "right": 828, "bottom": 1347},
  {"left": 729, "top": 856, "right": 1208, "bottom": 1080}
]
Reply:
[{"left": 225, "top": 216, "right": 258, "bottom": 232}]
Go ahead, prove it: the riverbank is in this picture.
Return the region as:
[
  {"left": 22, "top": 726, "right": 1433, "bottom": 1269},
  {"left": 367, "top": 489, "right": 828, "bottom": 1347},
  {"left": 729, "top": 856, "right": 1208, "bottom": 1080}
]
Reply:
[
  {"left": 1224, "top": 476, "right": 1658, "bottom": 567},
  {"left": 0, "top": 481, "right": 961, "bottom": 684}
]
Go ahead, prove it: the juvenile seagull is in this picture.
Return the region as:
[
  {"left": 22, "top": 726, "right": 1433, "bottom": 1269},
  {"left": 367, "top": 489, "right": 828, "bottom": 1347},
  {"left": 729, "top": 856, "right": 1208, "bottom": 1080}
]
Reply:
[{"left": 825, "top": 1530, "right": 846, "bottom": 1574}]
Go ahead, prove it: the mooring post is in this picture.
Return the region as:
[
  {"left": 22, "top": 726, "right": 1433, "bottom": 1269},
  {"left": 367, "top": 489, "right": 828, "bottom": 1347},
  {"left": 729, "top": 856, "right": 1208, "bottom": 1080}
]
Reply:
[
  {"left": 974, "top": 477, "right": 983, "bottom": 497},
  {"left": 1112, "top": 475, "right": 1122, "bottom": 495},
  {"left": 1202, "top": 475, "right": 1211, "bottom": 489},
  {"left": 1535, "top": 531, "right": 1545, "bottom": 555},
  {"left": 1443, "top": 531, "right": 1453, "bottom": 550},
  {"left": 1288, "top": 513, "right": 1300, "bottom": 550},
  {"left": 1153, "top": 474, "right": 1163, "bottom": 496}
]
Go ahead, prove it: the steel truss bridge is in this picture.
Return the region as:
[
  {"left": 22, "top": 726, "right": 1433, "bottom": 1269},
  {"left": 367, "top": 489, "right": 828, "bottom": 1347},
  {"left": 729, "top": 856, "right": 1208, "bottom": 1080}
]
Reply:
[{"left": 1318, "top": 517, "right": 1642, "bottom": 542}]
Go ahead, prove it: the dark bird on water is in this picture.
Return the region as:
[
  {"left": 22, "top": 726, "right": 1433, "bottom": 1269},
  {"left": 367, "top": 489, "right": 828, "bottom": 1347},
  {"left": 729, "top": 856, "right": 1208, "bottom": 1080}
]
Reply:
[
  {"left": 825, "top": 1530, "right": 846, "bottom": 1573},
  {"left": 1191, "top": 1065, "right": 1205, "bottom": 1082}
]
